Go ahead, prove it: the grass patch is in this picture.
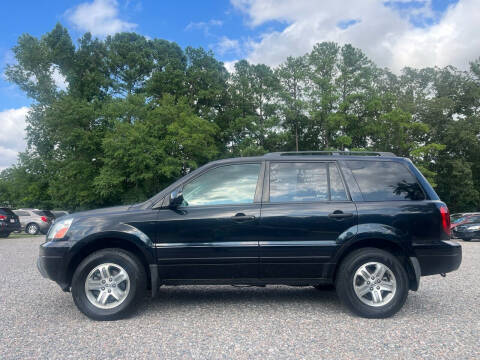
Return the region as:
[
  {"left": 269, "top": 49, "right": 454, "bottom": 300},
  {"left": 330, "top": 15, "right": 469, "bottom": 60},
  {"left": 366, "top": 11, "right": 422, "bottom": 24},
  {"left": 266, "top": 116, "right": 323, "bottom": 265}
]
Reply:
[{"left": 4, "top": 233, "right": 45, "bottom": 239}]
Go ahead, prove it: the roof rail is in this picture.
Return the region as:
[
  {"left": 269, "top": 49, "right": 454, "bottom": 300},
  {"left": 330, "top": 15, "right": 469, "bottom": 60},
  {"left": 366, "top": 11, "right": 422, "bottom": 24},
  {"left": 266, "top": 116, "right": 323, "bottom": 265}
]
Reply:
[{"left": 264, "top": 151, "right": 396, "bottom": 157}]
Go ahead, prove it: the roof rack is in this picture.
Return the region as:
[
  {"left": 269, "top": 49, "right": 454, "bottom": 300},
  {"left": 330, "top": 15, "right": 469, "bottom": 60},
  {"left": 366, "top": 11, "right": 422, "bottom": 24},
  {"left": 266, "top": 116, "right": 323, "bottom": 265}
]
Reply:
[{"left": 264, "top": 151, "right": 396, "bottom": 157}]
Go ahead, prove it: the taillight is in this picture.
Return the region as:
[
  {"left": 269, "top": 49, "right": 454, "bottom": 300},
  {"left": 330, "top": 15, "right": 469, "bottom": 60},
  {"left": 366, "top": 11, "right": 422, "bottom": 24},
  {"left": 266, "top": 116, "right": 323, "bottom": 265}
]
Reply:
[
  {"left": 0, "top": 215, "right": 6, "bottom": 220},
  {"left": 439, "top": 205, "right": 451, "bottom": 236},
  {"left": 41, "top": 216, "right": 48, "bottom": 223}
]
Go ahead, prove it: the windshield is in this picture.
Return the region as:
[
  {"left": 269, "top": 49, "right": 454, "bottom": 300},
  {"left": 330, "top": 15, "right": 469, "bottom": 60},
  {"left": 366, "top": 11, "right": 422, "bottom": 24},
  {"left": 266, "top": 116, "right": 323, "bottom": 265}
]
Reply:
[{"left": 452, "top": 217, "right": 466, "bottom": 224}]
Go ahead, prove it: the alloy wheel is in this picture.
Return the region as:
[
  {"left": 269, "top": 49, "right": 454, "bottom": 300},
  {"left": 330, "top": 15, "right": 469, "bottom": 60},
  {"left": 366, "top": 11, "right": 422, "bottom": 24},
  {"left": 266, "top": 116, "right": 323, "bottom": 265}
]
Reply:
[
  {"left": 84, "top": 263, "right": 130, "bottom": 309},
  {"left": 27, "top": 224, "right": 38, "bottom": 235},
  {"left": 353, "top": 262, "right": 397, "bottom": 307}
]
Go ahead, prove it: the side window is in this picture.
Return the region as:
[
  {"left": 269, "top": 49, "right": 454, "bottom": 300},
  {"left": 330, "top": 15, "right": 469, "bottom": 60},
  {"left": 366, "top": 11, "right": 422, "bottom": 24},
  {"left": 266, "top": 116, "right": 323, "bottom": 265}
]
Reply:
[
  {"left": 346, "top": 160, "right": 425, "bottom": 201},
  {"left": 269, "top": 162, "right": 348, "bottom": 203},
  {"left": 329, "top": 164, "right": 348, "bottom": 200},
  {"left": 467, "top": 216, "right": 480, "bottom": 223},
  {"left": 182, "top": 163, "right": 261, "bottom": 206},
  {"left": 14, "top": 211, "right": 29, "bottom": 216}
]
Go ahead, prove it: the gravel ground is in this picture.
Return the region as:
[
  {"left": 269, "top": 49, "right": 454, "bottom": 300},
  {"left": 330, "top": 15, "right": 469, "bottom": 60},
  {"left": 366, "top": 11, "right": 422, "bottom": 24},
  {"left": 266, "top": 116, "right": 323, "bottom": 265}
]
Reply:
[{"left": 0, "top": 237, "right": 479, "bottom": 360}]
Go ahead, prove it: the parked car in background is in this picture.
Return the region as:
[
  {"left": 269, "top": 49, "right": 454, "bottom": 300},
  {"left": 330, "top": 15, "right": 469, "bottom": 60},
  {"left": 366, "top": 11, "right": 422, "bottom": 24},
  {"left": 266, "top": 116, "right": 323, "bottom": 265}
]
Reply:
[
  {"left": 52, "top": 210, "right": 69, "bottom": 218},
  {"left": 37, "top": 151, "right": 461, "bottom": 320},
  {"left": 14, "top": 209, "right": 55, "bottom": 235},
  {"left": 452, "top": 215, "right": 480, "bottom": 241},
  {"left": 0, "top": 207, "right": 21, "bottom": 238},
  {"left": 450, "top": 213, "right": 480, "bottom": 230}
]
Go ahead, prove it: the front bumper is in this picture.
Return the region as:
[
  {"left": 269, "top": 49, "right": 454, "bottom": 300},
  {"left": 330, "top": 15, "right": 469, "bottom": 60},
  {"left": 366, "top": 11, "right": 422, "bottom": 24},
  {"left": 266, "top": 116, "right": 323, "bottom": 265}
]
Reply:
[
  {"left": 37, "top": 240, "right": 73, "bottom": 291},
  {"left": 452, "top": 229, "right": 480, "bottom": 240},
  {"left": 413, "top": 240, "right": 462, "bottom": 276}
]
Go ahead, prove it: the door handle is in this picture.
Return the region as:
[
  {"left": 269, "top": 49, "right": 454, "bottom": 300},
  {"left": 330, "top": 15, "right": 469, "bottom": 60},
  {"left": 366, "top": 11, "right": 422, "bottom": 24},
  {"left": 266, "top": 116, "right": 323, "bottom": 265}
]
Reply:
[
  {"left": 231, "top": 213, "right": 256, "bottom": 222},
  {"left": 328, "top": 211, "right": 354, "bottom": 219}
]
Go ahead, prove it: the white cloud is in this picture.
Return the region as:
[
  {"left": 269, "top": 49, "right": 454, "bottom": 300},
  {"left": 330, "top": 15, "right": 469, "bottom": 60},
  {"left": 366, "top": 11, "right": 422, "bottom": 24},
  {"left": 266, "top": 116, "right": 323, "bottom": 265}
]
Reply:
[
  {"left": 185, "top": 19, "right": 223, "bottom": 36},
  {"left": 51, "top": 65, "right": 68, "bottom": 91},
  {"left": 216, "top": 36, "right": 240, "bottom": 56},
  {"left": 66, "top": 0, "right": 137, "bottom": 37},
  {"left": 231, "top": 0, "right": 479, "bottom": 72},
  {"left": 0, "top": 107, "right": 29, "bottom": 170},
  {"left": 223, "top": 60, "right": 238, "bottom": 73}
]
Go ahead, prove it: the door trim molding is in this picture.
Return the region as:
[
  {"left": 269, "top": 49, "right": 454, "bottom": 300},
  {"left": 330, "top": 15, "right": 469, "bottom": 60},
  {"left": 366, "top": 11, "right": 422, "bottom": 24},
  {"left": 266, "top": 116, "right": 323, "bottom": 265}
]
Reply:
[{"left": 154, "top": 241, "right": 259, "bottom": 248}]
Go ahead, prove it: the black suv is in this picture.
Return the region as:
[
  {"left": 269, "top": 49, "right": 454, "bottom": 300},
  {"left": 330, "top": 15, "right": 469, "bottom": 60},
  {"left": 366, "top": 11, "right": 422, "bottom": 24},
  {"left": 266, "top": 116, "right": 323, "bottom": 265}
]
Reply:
[
  {"left": 0, "top": 207, "right": 21, "bottom": 237},
  {"left": 37, "top": 152, "right": 461, "bottom": 320}
]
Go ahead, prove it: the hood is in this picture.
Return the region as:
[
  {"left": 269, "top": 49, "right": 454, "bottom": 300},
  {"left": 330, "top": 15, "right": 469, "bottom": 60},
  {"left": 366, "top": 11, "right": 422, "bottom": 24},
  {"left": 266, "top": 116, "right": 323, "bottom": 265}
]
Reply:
[{"left": 72, "top": 205, "right": 133, "bottom": 218}]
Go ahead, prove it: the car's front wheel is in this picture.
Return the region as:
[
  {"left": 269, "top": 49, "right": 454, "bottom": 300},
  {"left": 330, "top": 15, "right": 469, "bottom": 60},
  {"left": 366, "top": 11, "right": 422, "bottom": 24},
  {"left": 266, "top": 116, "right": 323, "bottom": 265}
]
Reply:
[
  {"left": 71, "top": 248, "right": 146, "bottom": 321},
  {"left": 335, "top": 248, "right": 409, "bottom": 318}
]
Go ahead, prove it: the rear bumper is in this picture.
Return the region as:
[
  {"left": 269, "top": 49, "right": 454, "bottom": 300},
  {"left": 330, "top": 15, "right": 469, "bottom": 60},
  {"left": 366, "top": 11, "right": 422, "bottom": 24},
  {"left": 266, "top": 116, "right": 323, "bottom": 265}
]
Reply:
[
  {"left": 0, "top": 222, "right": 21, "bottom": 233},
  {"left": 413, "top": 240, "right": 462, "bottom": 276},
  {"left": 38, "top": 222, "right": 52, "bottom": 234}
]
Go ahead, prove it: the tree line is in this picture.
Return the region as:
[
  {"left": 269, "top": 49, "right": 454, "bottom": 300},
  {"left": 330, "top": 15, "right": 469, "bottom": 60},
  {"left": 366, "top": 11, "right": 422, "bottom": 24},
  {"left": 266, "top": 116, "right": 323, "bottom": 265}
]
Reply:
[{"left": 1, "top": 24, "right": 479, "bottom": 212}]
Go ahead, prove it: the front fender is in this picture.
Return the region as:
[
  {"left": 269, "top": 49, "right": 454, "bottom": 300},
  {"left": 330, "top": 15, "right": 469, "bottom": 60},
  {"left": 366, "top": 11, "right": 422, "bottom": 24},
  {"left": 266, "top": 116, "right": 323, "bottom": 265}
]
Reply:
[{"left": 64, "top": 221, "right": 156, "bottom": 275}]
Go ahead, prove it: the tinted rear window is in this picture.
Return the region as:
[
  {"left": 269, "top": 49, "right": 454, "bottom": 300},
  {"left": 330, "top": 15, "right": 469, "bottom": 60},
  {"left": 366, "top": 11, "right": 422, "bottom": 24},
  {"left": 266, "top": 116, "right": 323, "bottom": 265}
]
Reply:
[
  {"left": 346, "top": 160, "right": 425, "bottom": 201},
  {"left": 0, "top": 208, "right": 16, "bottom": 216},
  {"left": 43, "top": 210, "right": 55, "bottom": 218},
  {"left": 269, "top": 162, "right": 348, "bottom": 202}
]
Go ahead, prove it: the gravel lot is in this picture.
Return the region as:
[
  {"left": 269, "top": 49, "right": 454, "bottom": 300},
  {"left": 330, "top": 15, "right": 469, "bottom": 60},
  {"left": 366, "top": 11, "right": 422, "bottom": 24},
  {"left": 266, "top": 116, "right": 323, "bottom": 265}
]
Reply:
[{"left": 0, "top": 237, "right": 479, "bottom": 359}]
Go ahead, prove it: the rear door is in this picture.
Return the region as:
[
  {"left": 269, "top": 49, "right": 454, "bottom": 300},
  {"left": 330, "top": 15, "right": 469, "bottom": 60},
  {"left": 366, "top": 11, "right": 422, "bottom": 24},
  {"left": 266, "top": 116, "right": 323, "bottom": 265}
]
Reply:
[
  {"left": 258, "top": 161, "right": 357, "bottom": 279},
  {"left": 13, "top": 210, "right": 29, "bottom": 228}
]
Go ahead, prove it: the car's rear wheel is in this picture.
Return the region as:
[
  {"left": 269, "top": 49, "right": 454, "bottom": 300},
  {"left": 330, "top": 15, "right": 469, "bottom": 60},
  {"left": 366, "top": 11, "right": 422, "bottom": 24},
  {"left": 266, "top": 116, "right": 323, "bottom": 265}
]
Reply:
[
  {"left": 335, "top": 248, "right": 409, "bottom": 318},
  {"left": 71, "top": 248, "right": 146, "bottom": 321},
  {"left": 26, "top": 223, "right": 39, "bottom": 235}
]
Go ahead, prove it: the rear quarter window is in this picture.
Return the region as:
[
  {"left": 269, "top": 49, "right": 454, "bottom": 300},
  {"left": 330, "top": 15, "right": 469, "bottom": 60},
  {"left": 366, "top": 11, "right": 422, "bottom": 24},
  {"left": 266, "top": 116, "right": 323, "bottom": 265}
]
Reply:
[{"left": 346, "top": 160, "right": 425, "bottom": 201}]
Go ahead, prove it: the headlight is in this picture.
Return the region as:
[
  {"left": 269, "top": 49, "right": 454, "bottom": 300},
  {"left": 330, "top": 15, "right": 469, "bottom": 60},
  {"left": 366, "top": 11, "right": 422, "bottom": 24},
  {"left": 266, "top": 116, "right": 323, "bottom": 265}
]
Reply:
[
  {"left": 47, "top": 218, "right": 73, "bottom": 241},
  {"left": 466, "top": 225, "right": 480, "bottom": 231}
]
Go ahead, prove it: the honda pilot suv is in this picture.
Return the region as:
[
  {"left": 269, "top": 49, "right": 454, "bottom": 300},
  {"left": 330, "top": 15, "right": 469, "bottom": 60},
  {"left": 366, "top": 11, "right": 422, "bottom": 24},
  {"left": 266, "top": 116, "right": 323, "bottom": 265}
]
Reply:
[{"left": 37, "top": 152, "right": 461, "bottom": 320}]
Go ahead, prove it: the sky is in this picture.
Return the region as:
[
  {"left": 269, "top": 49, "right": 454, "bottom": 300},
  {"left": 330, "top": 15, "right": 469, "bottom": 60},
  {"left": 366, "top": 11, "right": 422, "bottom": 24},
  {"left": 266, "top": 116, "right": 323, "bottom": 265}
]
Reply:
[{"left": 1, "top": 0, "right": 479, "bottom": 170}]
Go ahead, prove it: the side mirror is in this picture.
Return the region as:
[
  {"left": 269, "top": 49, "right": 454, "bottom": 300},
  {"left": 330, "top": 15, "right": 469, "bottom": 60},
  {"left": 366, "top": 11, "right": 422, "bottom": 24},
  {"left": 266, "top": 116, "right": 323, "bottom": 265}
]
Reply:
[{"left": 169, "top": 189, "right": 184, "bottom": 208}]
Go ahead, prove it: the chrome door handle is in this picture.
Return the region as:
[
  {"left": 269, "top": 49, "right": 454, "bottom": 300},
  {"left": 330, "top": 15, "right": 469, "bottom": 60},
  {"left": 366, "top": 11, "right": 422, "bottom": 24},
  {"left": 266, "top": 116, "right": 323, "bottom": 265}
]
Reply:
[{"left": 231, "top": 213, "right": 256, "bottom": 222}]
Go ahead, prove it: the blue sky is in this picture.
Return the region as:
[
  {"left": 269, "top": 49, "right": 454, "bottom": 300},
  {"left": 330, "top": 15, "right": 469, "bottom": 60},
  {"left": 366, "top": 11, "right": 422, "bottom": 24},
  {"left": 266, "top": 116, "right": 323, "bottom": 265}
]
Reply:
[
  {"left": 0, "top": 0, "right": 285, "bottom": 110},
  {"left": 2, "top": 0, "right": 479, "bottom": 170}
]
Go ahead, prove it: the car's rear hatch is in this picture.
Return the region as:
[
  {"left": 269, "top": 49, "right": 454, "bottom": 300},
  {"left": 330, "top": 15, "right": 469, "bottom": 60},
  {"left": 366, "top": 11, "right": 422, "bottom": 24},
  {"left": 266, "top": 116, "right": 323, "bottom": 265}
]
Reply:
[
  {"left": 33, "top": 210, "right": 55, "bottom": 224},
  {"left": 0, "top": 207, "right": 21, "bottom": 230}
]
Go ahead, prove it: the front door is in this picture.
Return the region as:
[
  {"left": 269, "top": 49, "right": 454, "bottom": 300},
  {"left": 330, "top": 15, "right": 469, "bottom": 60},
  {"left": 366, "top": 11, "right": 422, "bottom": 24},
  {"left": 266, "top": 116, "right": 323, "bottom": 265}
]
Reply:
[
  {"left": 154, "top": 162, "right": 264, "bottom": 281},
  {"left": 259, "top": 161, "right": 357, "bottom": 279}
]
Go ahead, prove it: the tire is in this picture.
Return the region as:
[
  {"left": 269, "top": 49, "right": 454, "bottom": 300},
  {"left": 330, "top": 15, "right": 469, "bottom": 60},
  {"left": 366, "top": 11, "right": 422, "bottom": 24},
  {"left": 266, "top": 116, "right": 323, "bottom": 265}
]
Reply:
[
  {"left": 462, "top": 238, "right": 470, "bottom": 242},
  {"left": 26, "top": 223, "right": 39, "bottom": 235},
  {"left": 335, "top": 247, "right": 409, "bottom": 319},
  {"left": 71, "top": 248, "right": 147, "bottom": 321},
  {"left": 0, "top": 232, "right": 10, "bottom": 238}
]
